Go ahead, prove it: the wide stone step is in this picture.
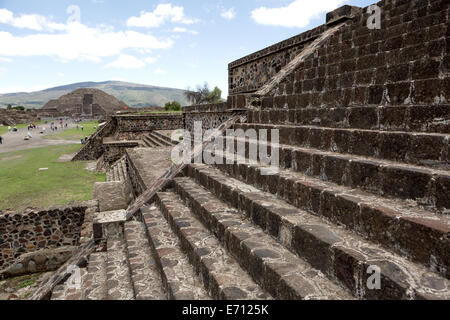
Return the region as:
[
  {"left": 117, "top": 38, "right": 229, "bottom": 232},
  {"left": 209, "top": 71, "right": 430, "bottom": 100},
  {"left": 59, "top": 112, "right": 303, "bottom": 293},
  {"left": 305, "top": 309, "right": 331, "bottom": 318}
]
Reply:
[
  {"left": 233, "top": 123, "right": 449, "bottom": 169},
  {"left": 83, "top": 252, "right": 108, "bottom": 300},
  {"left": 175, "top": 172, "right": 450, "bottom": 300},
  {"left": 143, "top": 135, "right": 157, "bottom": 148},
  {"left": 145, "top": 134, "right": 164, "bottom": 148},
  {"left": 51, "top": 268, "right": 88, "bottom": 300},
  {"left": 154, "top": 192, "right": 272, "bottom": 300},
  {"left": 120, "top": 159, "right": 127, "bottom": 181},
  {"left": 106, "top": 170, "right": 113, "bottom": 182},
  {"left": 140, "top": 205, "right": 211, "bottom": 300},
  {"left": 187, "top": 160, "right": 450, "bottom": 279},
  {"left": 227, "top": 136, "right": 449, "bottom": 213},
  {"left": 113, "top": 165, "right": 119, "bottom": 182},
  {"left": 124, "top": 220, "right": 167, "bottom": 300},
  {"left": 106, "top": 236, "right": 135, "bottom": 300},
  {"left": 168, "top": 183, "right": 353, "bottom": 300},
  {"left": 152, "top": 131, "right": 176, "bottom": 145},
  {"left": 248, "top": 104, "right": 450, "bottom": 134},
  {"left": 117, "top": 162, "right": 125, "bottom": 182},
  {"left": 149, "top": 132, "right": 173, "bottom": 147}
]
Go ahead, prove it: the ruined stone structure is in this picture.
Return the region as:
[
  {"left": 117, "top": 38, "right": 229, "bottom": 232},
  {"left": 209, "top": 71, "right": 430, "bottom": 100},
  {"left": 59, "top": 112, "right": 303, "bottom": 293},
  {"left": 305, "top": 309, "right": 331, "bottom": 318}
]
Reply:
[
  {"left": 0, "top": 202, "right": 97, "bottom": 270},
  {"left": 40, "top": 88, "right": 127, "bottom": 118},
  {"left": 0, "top": 109, "right": 40, "bottom": 126},
  {"left": 4, "top": 0, "right": 449, "bottom": 300},
  {"left": 72, "top": 113, "right": 183, "bottom": 164}
]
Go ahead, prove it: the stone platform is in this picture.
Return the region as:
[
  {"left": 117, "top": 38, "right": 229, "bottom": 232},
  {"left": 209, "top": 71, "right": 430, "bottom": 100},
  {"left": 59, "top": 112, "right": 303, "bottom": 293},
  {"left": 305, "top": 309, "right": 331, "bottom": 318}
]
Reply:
[{"left": 126, "top": 147, "right": 174, "bottom": 196}]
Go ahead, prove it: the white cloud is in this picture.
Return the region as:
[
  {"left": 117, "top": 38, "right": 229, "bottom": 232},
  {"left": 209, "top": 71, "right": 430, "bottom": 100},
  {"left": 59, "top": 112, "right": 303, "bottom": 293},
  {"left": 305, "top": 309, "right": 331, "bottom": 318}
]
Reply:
[
  {"left": 0, "top": 8, "right": 67, "bottom": 31},
  {"left": 154, "top": 68, "right": 167, "bottom": 75},
  {"left": 105, "top": 54, "right": 158, "bottom": 69},
  {"left": 221, "top": 8, "right": 236, "bottom": 20},
  {"left": 145, "top": 57, "right": 157, "bottom": 64},
  {"left": 0, "top": 57, "right": 12, "bottom": 62},
  {"left": 251, "top": 0, "right": 345, "bottom": 28},
  {"left": 172, "top": 27, "right": 198, "bottom": 35},
  {"left": 0, "top": 84, "right": 50, "bottom": 94},
  {"left": 106, "top": 54, "right": 146, "bottom": 69},
  {"left": 0, "top": 8, "right": 14, "bottom": 23},
  {"left": 127, "top": 4, "right": 197, "bottom": 28},
  {"left": 57, "top": 72, "right": 64, "bottom": 77},
  {"left": 0, "top": 23, "right": 174, "bottom": 62},
  {"left": 0, "top": 67, "right": 6, "bottom": 76}
]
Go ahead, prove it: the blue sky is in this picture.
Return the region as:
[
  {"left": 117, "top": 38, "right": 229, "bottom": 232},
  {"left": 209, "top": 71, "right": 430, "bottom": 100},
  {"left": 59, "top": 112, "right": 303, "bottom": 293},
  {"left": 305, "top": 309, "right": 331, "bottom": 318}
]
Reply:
[{"left": 0, "top": 0, "right": 374, "bottom": 96}]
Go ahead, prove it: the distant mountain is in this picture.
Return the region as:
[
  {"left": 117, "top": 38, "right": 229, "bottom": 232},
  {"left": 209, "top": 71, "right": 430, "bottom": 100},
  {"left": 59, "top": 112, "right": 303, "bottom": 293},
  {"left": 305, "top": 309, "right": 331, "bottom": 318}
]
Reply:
[{"left": 0, "top": 81, "right": 190, "bottom": 109}]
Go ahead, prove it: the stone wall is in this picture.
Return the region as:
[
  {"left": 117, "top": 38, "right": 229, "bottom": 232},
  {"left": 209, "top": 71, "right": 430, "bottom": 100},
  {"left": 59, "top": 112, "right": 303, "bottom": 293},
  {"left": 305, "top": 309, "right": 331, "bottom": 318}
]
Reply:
[
  {"left": 126, "top": 151, "right": 147, "bottom": 197},
  {"left": 72, "top": 118, "right": 118, "bottom": 161},
  {"left": 115, "top": 114, "right": 183, "bottom": 133},
  {"left": 183, "top": 103, "right": 228, "bottom": 113},
  {"left": 104, "top": 141, "right": 139, "bottom": 164},
  {"left": 115, "top": 131, "right": 151, "bottom": 141},
  {"left": 229, "top": 0, "right": 449, "bottom": 114},
  {"left": 34, "top": 108, "right": 62, "bottom": 119},
  {"left": 0, "top": 203, "right": 93, "bottom": 270},
  {"left": 183, "top": 103, "right": 247, "bottom": 136},
  {"left": 0, "top": 109, "right": 40, "bottom": 126},
  {"left": 228, "top": 25, "right": 328, "bottom": 95}
]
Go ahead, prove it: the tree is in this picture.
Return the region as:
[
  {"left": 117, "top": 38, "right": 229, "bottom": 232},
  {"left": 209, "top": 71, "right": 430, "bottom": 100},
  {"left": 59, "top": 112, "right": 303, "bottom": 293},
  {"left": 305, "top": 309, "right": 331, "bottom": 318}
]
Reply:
[
  {"left": 184, "top": 82, "right": 224, "bottom": 105},
  {"left": 164, "top": 101, "right": 181, "bottom": 112},
  {"left": 7, "top": 104, "right": 12, "bottom": 110},
  {"left": 208, "top": 86, "right": 222, "bottom": 104}
]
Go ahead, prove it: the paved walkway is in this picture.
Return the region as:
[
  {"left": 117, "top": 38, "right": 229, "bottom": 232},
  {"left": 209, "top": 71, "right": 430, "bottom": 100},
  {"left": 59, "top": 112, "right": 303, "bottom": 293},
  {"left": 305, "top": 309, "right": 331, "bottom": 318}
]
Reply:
[{"left": 0, "top": 122, "right": 80, "bottom": 154}]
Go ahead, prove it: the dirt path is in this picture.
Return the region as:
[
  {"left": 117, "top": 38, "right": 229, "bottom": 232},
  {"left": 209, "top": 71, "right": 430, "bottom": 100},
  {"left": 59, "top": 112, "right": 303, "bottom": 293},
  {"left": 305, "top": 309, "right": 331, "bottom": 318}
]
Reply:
[{"left": 0, "top": 122, "right": 79, "bottom": 154}]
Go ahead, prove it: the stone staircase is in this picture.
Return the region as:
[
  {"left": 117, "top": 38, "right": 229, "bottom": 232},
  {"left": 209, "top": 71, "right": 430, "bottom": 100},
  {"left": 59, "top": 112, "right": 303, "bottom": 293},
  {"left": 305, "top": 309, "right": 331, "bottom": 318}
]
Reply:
[
  {"left": 50, "top": 110, "right": 450, "bottom": 300},
  {"left": 106, "top": 156, "right": 127, "bottom": 183},
  {"left": 49, "top": 211, "right": 271, "bottom": 300},
  {"left": 143, "top": 131, "right": 177, "bottom": 148},
  {"left": 169, "top": 114, "right": 448, "bottom": 299}
]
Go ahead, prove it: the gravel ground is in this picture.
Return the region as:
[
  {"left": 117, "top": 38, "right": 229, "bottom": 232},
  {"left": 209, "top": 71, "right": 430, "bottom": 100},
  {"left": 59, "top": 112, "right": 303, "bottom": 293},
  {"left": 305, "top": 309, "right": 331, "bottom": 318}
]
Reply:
[{"left": 0, "top": 122, "right": 79, "bottom": 154}]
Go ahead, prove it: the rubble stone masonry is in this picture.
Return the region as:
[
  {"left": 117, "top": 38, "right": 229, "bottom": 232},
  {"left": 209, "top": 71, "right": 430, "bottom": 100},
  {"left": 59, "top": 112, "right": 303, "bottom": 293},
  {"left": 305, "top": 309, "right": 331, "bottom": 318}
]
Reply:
[{"left": 0, "top": 205, "right": 87, "bottom": 270}]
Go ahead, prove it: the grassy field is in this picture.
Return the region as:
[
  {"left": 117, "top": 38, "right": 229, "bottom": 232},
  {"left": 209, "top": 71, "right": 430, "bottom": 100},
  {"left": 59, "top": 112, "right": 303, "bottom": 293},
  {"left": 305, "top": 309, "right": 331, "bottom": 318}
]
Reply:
[
  {"left": 0, "top": 144, "right": 105, "bottom": 211},
  {"left": 42, "top": 121, "right": 99, "bottom": 141}
]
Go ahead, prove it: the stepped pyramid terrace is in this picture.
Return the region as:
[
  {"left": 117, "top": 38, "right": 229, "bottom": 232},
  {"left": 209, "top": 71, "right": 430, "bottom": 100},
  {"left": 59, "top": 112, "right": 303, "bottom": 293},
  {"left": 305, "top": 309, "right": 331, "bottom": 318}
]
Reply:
[{"left": 1, "top": 0, "right": 449, "bottom": 301}]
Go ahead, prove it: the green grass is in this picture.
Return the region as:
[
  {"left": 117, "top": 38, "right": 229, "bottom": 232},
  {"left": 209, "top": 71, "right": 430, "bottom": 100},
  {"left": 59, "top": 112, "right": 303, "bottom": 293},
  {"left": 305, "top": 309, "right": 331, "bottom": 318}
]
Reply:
[
  {"left": 0, "top": 144, "right": 105, "bottom": 211},
  {"left": 18, "top": 277, "right": 36, "bottom": 289},
  {"left": 42, "top": 121, "right": 99, "bottom": 141}
]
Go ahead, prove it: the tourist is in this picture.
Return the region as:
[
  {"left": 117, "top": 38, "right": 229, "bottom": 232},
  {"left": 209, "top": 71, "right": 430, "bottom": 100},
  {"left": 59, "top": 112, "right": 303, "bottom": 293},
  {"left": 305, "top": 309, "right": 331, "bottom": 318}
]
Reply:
[
  {"left": 76, "top": 124, "right": 79, "bottom": 130},
  {"left": 81, "top": 126, "right": 84, "bottom": 131},
  {"left": 7, "top": 126, "right": 11, "bottom": 132},
  {"left": 81, "top": 138, "right": 85, "bottom": 145},
  {"left": 0, "top": 135, "right": 3, "bottom": 144}
]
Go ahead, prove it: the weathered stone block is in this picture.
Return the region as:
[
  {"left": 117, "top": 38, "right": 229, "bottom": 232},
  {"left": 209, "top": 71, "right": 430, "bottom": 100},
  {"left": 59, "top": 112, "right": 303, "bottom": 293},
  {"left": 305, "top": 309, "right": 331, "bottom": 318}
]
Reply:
[{"left": 92, "top": 182, "right": 130, "bottom": 212}]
